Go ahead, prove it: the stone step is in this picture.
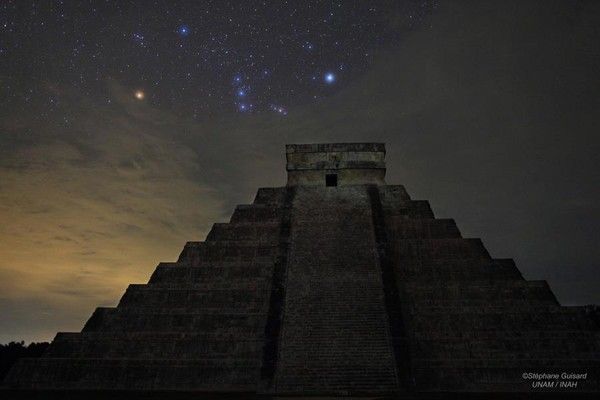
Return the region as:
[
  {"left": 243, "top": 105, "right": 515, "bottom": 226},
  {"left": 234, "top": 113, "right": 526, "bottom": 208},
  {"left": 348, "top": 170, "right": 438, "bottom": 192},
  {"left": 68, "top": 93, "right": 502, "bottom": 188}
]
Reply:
[
  {"left": 117, "top": 284, "right": 269, "bottom": 311},
  {"left": 144, "top": 279, "right": 269, "bottom": 290},
  {"left": 274, "top": 364, "right": 398, "bottom": 392},
  {"left": 395, "top": 258, "right": 523, "bottom": 280},
  {"left": 281, "top": 296, "right": 389, "bottom": 312},
  {"left": 276, "top": 347, "right": 398, "bottom": 361},
  {"left": 278, "top": 336, "right": 394, "bottom": 347},
  {"left": 407, "top": 307, "right": 598, "bottom": 331},
  {"left": 390, "top": 238, "right": 491, "bottom": 262},
  {"left": 4, "top": 357, "right": 258, "bottom": 390},
  {"left": 82, "top": 308, "right": 262, "bottom": 333},
  {"left": 45, "top": 332, "right": 261, "bottom": 359},
  {"left": 400, "top": 280, "right": 558, "bottom": 306},
  {"left": 278, "top": 323, "right": 391, "bottom": 337},
  {"left": 284, "top": 278, "right": 386, "bottom": 291},
  {"left": 148, "top": 262, "right": 273, "bottom": 284},
  {"left": 406, "top": 299, "right": 557, "bottom": 308},
  {"left": 406, "top": 304, "right": 588, "bottom": 315},
  {"left": 412, "top": 335, "right": 600, "bottom": 358},
  {"left": 230, "top": 204, "right": 282, "bottom": 223},
  {"left": 387, "top": 217, "right": 462, "bottom": 239},
  {"left": 409, "top": 329, "right": 600, "bottom": 341},
  {"left": 177, "top": 241, "right": 277, "bottom": 265},
  {"left": 379, "top": 199, "right": 436, "bottom": 219},
  {"left": 206, "top": 222, "right": 280, "bottom": 242},
  {"left": 252, "top": 187, "right": 287, "bottom": 205},
  {"left": 415, "top": 349, "right": 600, "bottom": 361},
  {"left": 377, "top": 185, "right": 412, "bottom": 207}
]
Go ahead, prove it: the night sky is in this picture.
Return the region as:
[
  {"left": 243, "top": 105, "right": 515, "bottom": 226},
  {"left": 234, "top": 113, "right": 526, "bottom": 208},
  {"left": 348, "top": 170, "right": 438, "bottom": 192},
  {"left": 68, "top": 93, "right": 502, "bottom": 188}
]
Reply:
[
  {"left": 1, "top": 0, "right": 599, "bottom": 343},
  {"left": 2, "top": 0, "right": 434, "bottom": 118}
]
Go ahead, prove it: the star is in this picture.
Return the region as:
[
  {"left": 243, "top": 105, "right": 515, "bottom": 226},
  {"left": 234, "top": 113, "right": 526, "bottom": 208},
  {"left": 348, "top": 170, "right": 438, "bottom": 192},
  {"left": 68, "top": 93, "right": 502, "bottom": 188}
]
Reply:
[
  {"left": 270, "top": 104, "right": 288, "bottom": 116},
  {"left": 177, "top": 25, "right": 190, "bottom": 37},
  {"left": 1, "top": 0, "right": 437, "bottom": 117}
]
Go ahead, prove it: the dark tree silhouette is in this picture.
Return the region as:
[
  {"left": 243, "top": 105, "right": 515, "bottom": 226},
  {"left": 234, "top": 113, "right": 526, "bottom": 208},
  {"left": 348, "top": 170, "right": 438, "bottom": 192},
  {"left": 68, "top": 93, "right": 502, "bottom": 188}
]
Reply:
[{"left": 0, "top": 341, "right": 49, "bottom": 380}]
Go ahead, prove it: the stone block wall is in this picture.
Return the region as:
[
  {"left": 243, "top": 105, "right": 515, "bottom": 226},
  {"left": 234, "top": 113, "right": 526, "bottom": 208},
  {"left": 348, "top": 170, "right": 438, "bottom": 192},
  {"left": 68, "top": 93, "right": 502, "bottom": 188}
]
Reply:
[{"left": 4, "top": 178, "right": 599, "bottom": 394}]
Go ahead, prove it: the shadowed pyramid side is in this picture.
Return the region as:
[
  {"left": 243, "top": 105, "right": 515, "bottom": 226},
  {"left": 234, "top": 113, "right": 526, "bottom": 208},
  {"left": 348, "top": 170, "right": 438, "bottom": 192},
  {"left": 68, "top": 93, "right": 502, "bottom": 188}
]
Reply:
[
  {"left": 3, "top": 188, "right": 289, "bottom": 391},
  {"left": 375, "top": 184, "right": 600, "bottom": 392}
]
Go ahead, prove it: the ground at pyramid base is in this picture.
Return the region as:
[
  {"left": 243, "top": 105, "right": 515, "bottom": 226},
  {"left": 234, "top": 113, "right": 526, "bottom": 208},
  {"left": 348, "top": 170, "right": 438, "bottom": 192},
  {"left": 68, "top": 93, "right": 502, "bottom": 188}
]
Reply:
[{"left": 2, "top": 143, "right": 599, "bottom": 397}]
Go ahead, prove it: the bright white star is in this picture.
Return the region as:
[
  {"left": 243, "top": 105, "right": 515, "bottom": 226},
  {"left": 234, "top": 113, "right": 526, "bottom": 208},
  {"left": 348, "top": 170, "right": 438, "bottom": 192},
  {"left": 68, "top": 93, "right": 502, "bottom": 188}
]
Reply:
[{"left": 177, "top": 25, "right": 190, "bottom": 37}]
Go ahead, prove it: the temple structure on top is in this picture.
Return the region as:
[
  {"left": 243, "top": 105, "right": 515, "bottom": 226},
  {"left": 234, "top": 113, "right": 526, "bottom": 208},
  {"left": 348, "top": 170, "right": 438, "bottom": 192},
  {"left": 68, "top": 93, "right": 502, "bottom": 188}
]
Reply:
[
  {"left": 286, "top": 143, "right": 386, "bottom": 186},
  {"left": 3, "top": 143, "right": 599, "bottom": 396}
]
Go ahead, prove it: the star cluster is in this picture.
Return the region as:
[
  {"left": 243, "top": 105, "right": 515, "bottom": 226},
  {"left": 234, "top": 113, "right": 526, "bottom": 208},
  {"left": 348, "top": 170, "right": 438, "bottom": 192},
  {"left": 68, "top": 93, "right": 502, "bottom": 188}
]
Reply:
[{"left": 1, "top": 0, "right": 436, "bottom": 119}]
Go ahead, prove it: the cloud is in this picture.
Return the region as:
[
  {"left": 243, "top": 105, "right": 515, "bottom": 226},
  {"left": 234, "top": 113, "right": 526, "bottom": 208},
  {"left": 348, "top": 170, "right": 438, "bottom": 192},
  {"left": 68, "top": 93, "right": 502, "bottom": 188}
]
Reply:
[{"left": 0, "top": 83, "right": 227, "bottom": 342}]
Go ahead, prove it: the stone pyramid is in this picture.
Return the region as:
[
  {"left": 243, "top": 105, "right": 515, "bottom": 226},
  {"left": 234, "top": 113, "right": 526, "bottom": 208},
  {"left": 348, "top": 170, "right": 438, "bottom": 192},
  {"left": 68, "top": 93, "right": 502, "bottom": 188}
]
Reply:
[{"left": 4, "top": 143, "right": 599, "bottom": 395}]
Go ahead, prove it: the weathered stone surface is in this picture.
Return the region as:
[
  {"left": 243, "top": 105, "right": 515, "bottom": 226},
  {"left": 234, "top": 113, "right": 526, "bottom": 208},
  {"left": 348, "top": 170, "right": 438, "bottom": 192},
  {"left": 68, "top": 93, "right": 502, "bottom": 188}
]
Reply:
[
  {"left": 271, "top": 186, "right": 398, "bottom": 393},
  {"left": 3, "top": 143, "right": 599, "bottom": 395},
  {"left": 286, "top": 142, "right": 386, "bottom": 186}
]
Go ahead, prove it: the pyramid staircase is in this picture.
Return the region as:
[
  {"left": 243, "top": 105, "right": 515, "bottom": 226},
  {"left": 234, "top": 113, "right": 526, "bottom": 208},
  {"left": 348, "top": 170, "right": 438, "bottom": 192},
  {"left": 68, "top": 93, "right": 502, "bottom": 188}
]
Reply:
[{"left": 4, "top": 142, "right": 599, "bottom": 395}]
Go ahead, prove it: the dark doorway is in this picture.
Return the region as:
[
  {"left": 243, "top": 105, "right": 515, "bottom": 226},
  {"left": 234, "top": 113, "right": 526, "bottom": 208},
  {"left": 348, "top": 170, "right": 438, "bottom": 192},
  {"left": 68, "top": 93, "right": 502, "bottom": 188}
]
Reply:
[{"left": 326, "top": 174, "right": 338, "bottom": 187}]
